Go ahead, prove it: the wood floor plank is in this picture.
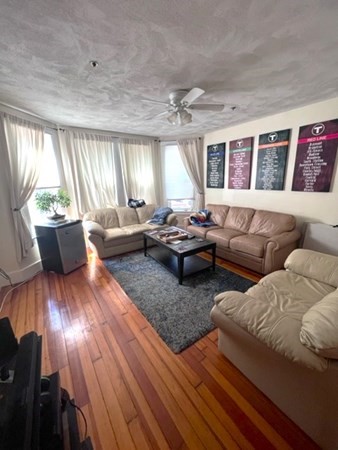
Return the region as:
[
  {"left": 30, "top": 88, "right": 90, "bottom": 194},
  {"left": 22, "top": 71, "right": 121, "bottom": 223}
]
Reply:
[
  {"left": 181, "top": 347, "right": 278, "bottom": 450},
  {"left": 125, "top": 313, "right": 227, "bottom": 449},
  {"left": 202, "top": 357, "right": 292, "bottom": 450},
  {"left": 93, "top": 357, "right": 137, "bottom": 450},
  {"left": 143, "top": 328, "right": 239, "bottom": 449},
  {"left": 91, "top": 325, "right": 138, "bottom": 423},
  {"left": 0, "top": 253, "right": 320, "bottom": 450},
  {"left": 74, "top": 322, "right": 119, "bottom": 449},
  {"left": 127, "top": 416, "right": 153, "bottom": 450},
  {"left": 129, "top": 338, "right": 206, "bottom": 450},
  {"left": 101, "top": 322, "right": 173, "bottom": 450}
]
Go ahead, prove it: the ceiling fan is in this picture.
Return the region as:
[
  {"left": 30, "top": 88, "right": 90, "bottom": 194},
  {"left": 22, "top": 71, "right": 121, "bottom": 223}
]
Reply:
[{"left": 142, "top": 87, "right": 224, "bottom": 126}]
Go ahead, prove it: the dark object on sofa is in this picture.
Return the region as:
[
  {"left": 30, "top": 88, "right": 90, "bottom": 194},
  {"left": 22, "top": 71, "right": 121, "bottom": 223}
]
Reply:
[
  {"left": 189, "top": 209, "right": 215, "bottom": 227},
  {"left": 147, "top": 206, "right": 174, "bottom": 225},
  {"left": 128, "top": 198, "right": 146, "bottom": 208}
]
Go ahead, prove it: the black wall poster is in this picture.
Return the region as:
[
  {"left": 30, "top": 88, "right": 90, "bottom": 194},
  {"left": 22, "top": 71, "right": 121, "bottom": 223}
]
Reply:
[
  {"left": 255, "top": 129, "right": 290, "bottom": 190},
  {"left": 292, "top": 119, "right": 338, "bottom": 192},
  {"left": 207, "top": 143, "right": 225, "bottom": 188},
  {"left": 228, "top": 137, "right": 253, "bottom": 189}
]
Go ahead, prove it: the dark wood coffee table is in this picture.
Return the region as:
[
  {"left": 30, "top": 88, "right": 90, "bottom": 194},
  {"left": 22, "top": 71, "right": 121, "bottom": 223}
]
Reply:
[{"left": 143, "top": 228, "right": 216, "bottom": 284}]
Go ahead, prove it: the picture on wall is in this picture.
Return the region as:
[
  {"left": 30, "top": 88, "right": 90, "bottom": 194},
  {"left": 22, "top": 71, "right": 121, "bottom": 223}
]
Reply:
[
  {"left": 255, "top": 129, "right": 290, "bottom": 190},
  {"left": 207, "top": 143, "right": 225, "bottom": 188},
  {"left": 292, "top": 119, "right": 338, "bottom": 192},
  {"left": 228, "top": 137, "right": 253, "bottom": 189}
]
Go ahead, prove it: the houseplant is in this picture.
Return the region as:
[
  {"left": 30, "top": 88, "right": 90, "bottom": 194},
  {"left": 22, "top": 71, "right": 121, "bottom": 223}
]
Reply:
[{"left": 35, "top": 188, "right": 71, "bottom": 220}]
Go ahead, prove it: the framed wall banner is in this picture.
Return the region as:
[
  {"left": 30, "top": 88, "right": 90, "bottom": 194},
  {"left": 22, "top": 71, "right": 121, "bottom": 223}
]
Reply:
[
  {"left": 228, "top": 137, "right": 253, "bottom": 189},
  {"left": 255, "top": 129, "right": 290, "bottom": 190},
  {"left": 207, "top": 143, "right": 225, "bottom": 188},
  {"left": 292, "top": 119, "right": 338, "bottom": 192}
]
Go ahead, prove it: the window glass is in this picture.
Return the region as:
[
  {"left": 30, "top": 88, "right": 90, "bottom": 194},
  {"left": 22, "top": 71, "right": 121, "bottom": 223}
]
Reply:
[
  {"left": 36, "top": 133, "right": 60, "bottom": 188},
  {"left": 28, "top": 130, "right": 61, "bottom": 223},
  {"left": 162, "top": 143, "right": 194, "bottom": 211}
]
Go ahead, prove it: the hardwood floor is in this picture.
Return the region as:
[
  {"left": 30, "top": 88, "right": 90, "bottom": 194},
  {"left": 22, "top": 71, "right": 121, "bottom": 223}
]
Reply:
[{"left": 0, "top": 252, "right": 319, "bottom": 449}]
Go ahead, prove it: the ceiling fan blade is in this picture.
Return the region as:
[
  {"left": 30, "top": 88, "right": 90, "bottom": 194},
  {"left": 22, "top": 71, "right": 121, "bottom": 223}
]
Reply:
[
  {"left": 189, "top": 103, "right": 224, "bottom": 111},
  {"left": 145, "top": 110, "right": 171, "bottom": 120},
  {"left": 141, "top": 98, "right": 169, "bottom": 106},
  {"left": 181, "top": 87, "right": 205, "bottom": 105}
]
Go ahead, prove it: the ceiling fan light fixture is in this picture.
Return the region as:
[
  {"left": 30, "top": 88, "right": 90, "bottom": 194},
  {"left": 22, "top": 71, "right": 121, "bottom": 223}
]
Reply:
[
  {"left": 178, "top": 110, "right": 192, "bottom": 125},
  {"left": 167, "top": 112, "right": 178, "bottom": 125}
]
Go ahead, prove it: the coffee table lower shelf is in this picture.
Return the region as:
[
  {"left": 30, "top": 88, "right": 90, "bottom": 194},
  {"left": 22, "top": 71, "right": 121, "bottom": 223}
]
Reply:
[{"left": 146, "top": 246, "right": 213, "bottom": 284}]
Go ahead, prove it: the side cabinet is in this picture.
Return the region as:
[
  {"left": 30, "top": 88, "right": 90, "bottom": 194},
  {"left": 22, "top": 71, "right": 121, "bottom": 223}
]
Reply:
[{"left": 35, "top": 220, "right": 88, "bottom": 274}]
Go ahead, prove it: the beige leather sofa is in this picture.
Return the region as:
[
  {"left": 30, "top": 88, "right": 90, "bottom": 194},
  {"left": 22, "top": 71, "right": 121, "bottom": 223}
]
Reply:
[
  {"left": 211, "top": 249, "right": 338, "bottom": 449},
  {"left": 183, "top": 204, "right": 301, "bottom": 274},
  {"left": 83, "top": 204, "right": 177, "bottom": 258}
]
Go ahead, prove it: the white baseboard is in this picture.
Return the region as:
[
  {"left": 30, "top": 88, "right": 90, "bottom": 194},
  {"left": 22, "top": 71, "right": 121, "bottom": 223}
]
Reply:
[{"left": 0, "top": 260, "right": 43, "bottom": 288}]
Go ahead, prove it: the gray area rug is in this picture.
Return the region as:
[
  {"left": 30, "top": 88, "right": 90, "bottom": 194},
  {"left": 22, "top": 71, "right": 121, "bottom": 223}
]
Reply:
[{"left": 103, "top": 251, "right": 255, "bottom": 353}]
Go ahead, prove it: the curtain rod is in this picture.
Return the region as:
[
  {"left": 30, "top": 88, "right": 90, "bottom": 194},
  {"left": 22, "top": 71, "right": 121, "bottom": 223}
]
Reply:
[{"left": 0, "top": 103, "right": 56, "bottom": 128}]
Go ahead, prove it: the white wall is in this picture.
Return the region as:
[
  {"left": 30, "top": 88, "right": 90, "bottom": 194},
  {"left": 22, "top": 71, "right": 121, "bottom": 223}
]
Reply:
[{"left": 204, "top": 97, "right": 338, "bottom": 227}]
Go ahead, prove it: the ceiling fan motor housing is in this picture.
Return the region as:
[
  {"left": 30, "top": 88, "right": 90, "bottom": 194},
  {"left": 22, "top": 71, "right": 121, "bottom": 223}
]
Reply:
[{"left": 169, "top": 90, "right": 190, "bottom": 106}]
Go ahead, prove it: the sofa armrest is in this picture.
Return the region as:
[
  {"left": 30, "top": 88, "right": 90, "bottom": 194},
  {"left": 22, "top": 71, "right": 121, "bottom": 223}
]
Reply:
[
  {"left": 214, "top": 290, "right": 250, "bottom": 307},
  {"left": 182, "top": 216, "right": 190, "bottom": 230},
  {"left": 83, "top": 220, "right": 106, "bottom": 238},
  {"left": 166, "top": 213, "right": 178, "bottom": 226},
  {"left": 266, "top": 229, "right": 301, "bottom": 249},
  {"left": 263, "top": 229, "right": 301, "bottom": 274}
]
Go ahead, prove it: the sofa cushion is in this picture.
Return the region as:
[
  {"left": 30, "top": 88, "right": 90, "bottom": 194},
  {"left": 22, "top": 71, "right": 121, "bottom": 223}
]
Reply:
[
  {"left": 206, "top": 204, "right": 230, "bottom": 227},
  {"left": 249, "top": 210, "right": 296, "bottom": 237},
  {"left": 83, "top": 208, "right": 119, "bottom": 229},
  {"left": 115, "top": 206, "right": 138, "bottom": 227},
  {"left": 122, "top": 224, "right": 155, "bottom": 235},
  {"left": 300, "top": 290, "right": 338, "bottom": 359},
  {"left": 249, "top": 270, "right": 334, "bottom": 315},
  {"left": 206, "top": 228, "right": 244, "bottom": 248},
  {"left": 285, "top": 249, "right": 338, "bottom": 288},
  {"left": 214, "top": 290, "right": 328, "bottom": 371},
  {"left": 185, "top": 224, "right": 221, "bottom": 238},
  {"left": 224, "top": 206, "right": 255, "bottom": 233},
  {"left": 105, "top": 223, "right": 161, "bottom": 241},
  {"left": 104, "top": 228, "right": 129, "bottom": 241},
  {"left": 229, "top": 234, "right": 267, "bottom": 258},
  {"left": 136, "top": 204, "right": 156, "bottom": 223}
]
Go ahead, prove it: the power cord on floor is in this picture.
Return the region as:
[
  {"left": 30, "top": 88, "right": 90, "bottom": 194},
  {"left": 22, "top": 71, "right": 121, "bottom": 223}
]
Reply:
[
  {"left": 69, "top": 399, "right": 88, "bottom": 439},
  {"left": 61, "top": 388, "right": 88, "bottom": 440},
  {"left": 0, "top": 270, "right": 42, "bottom": 314}
]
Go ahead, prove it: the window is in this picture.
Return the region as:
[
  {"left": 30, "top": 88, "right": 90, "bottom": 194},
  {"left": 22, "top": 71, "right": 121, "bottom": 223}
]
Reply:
[
  {"left": 28, "top": 129, "right": 62, "bottom": 222},
  {"left": 162, "top": 143, "right": 194, "bottom": 211}
]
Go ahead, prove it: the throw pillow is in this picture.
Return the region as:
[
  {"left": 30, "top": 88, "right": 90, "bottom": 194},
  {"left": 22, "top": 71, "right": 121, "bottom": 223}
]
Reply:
[
  {"left": 146, "top": 206, "right": 173, "bottom": 225},
  {"left": 189, "top": 209, "right": 215, "bottom": 227}
]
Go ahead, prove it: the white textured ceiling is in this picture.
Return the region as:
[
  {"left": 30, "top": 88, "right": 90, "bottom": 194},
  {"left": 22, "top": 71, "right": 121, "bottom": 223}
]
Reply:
[{"left": 0, "top": 0, "right": 338, "bottom": 138}]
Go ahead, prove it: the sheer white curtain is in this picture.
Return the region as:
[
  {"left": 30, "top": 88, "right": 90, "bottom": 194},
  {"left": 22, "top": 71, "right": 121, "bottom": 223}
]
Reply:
[
  {"left": 177, "top": 137, "right": 205, "bottom": 210},
  {"left": 58, "top": 130, "right": 122, "bottom": 217},
  {"left": 0, "top": 113, "right": 44, "bottom": 261},
  {"left": 119, "top": 138, "right": 163, "bottom": 205}
]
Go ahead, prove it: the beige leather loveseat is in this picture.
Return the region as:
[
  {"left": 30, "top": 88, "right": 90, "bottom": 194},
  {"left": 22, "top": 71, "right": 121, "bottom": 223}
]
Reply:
[
  {"left": 183, "top": 204, "right": 300, "bottom": 274},
  {"left": 211, "top": 249, "right": 338, "bottom": 449},
  {"left": 83, "top": 204, "right": 177, "bottom": 258}
]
